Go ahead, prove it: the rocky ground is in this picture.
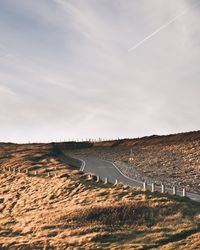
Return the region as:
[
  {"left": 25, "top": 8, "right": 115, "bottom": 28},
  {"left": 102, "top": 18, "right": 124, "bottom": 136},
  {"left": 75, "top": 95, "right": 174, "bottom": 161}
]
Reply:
[
  {"left": 0, "top": 142, "right": 200, "bottom": 249},
  {"left": 66, "top": 131, "right": 200, "bottom": 193}
]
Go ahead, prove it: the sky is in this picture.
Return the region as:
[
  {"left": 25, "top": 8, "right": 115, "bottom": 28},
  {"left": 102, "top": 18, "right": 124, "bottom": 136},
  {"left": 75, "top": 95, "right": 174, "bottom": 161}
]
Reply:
[{"left": 0, "top": 0, "right": 200, "bottom": 142}]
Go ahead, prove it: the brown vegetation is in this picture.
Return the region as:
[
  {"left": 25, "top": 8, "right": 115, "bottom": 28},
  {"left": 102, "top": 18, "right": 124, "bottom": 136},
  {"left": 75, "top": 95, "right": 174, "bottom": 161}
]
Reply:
[
  {"left": 64, "top": 130, "right": 200, "bottom": 193},
  {"left": 0, "top": 142, "right": 199, "bottom": 249}
]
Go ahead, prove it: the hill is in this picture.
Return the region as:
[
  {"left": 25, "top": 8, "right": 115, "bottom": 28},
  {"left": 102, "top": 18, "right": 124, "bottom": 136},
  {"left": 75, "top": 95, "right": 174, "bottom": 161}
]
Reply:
[
  {"left": 60, "top": 130, "right": 200, "bottom": 193},
  {"left": 0, "top": 142, "right": 200, "bottom": 249}
]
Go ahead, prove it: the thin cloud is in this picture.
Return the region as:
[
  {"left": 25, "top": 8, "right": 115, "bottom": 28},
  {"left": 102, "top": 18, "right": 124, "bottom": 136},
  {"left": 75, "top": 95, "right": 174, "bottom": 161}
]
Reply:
[{"left": 0, "top": 0, "right": 199, "bottom": 142}]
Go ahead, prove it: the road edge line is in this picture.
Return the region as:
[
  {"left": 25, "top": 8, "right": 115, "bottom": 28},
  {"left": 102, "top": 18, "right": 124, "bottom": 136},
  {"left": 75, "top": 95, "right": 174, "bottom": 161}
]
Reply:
[
  {"left": 101, "top": 159, "right": 143, "bottom": 185},
  {"left": 79, "top": 159, "right": 86, "bottom": 171}
]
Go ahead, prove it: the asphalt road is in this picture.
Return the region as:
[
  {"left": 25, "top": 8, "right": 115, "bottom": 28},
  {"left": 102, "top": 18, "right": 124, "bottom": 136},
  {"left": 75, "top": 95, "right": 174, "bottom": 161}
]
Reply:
[
  {"left": 78, "top": 155, "right": 143, "bottom": 188},
  {"left": 62, "top": 151, "right": 200, "bottom": 203}
]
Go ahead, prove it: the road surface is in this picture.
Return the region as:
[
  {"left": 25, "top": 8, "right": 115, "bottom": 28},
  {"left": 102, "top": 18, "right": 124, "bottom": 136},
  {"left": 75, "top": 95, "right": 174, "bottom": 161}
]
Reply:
[{"left": 62, "top": 151, "right": 200, "bottom": 202}]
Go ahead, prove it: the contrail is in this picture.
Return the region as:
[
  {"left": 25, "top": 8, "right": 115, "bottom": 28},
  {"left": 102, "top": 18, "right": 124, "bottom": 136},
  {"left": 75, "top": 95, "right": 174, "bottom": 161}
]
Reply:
[{"left": 129, "top": 2, "right": 199, "bottom": 52}]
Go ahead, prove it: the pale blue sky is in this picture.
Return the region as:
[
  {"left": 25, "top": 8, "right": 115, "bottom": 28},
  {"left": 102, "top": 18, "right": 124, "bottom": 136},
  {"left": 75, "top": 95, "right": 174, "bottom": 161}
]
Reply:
[{"left": 0, "top": 0, "right": 199, "bottom": 142}]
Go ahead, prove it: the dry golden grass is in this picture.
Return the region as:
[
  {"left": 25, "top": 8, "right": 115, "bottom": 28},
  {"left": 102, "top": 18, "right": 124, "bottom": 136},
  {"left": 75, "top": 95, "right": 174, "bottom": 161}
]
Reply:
[
  {"left": 0, "top": 143, "right": 199, "bottom": 249},
  {"left": 63, "top": 131, "right": 200, "bottom": 193}
]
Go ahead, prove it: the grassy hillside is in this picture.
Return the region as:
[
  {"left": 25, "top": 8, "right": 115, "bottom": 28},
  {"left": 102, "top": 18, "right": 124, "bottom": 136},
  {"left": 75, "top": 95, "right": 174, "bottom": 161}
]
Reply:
[
  {"left": 0, "top": 143, "right": 199, "bottom": 249},
  {"left": 61, "top": 130, "right": 200, "bottom": 193}
]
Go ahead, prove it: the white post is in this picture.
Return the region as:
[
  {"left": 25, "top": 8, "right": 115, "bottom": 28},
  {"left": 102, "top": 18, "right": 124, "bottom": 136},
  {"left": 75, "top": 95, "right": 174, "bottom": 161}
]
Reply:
[
  {"left": 129, "top": 149, "right": 133, "bottom": 162},
  {"left": 161, "top": 184, "right": 165, "bottom": 193},
  {"left": 48, "top": 172, "right": 50, "bottom": 177},
  {"left": 115, "top": 179, "right": 118, "bottom": 185},
  {"left": 173, "top": 186, "right": 177, "bottom": 195},
  {"left": 182, "top": 188, "right": 186, "bottom": 197},
  {"left": 143, "top": 182, "right": 147, "bottom": 191},
  {"left": 96, "top": 176, "right": 100, "bottom": 182},
  {"left": 104, "top": 177, "right": 108, "bottom": 184},
  {"left": 34, "top": 170, "right": 38, "bottom": 176},
  {"left": 151, "top": 183, "right": 155, "bottom": 192}
]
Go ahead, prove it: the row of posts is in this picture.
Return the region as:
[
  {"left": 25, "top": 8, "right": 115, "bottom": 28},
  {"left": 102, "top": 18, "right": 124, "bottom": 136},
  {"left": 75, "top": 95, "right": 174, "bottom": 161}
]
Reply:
[
  {"left": 95, "top": 175, "right": 187, "bottom": 197},
  {"left": 143, "top": 181, "right": 186, "bottom": 197},
  {"left": 96, "top": 176, "right": 118, "bottom": 185},
  {"left": 2, "top": 167, "right": 187, "bottom": 197},
  {"left": 129, "top": 149, "right": 186, "bottom": 197},
  {"left": 52, "top": 138, "right": 122, "bottom": 143},
  {"left": 2, "top": 167, "right": 57, "bottom": 177}
]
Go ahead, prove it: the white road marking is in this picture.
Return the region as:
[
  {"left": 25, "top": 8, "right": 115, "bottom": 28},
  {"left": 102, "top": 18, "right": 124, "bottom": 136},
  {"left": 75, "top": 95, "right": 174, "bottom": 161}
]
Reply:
[
  {"left": 79, "top": 159, "right": 86, "bottom": 171},
  {"left": 100, "top": 159, "right": 143, "bottom": 184}
]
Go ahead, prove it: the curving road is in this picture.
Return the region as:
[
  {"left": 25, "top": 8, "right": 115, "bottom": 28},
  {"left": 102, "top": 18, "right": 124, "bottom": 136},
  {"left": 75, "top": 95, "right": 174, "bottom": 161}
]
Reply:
[
  {"left": 78, "top": 155, "right": 143, "bottom": 188},
  {"left": 62, "top": 151, "right": 200, "bottom": 203}
]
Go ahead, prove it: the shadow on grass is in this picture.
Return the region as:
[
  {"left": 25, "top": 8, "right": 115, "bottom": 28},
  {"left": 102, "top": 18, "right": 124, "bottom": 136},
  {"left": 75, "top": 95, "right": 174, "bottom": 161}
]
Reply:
[{"left": 141, "top": 224, "right": 200, "bottom": 250}]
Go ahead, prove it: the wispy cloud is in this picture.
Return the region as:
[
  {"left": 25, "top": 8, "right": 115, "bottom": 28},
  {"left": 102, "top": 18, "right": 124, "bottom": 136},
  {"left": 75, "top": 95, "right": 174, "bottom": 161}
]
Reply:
[
  {"left": 0, "top": 0, "right": 200, "bottom": 142},
  {"left": 129, "top": 1, "right": 200, "bottom": 52}
]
